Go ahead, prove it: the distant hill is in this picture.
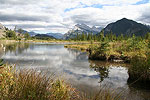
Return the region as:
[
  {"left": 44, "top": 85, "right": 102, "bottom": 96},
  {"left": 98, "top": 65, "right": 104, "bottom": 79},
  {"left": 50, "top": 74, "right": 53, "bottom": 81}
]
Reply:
[
  {"left": 46, "top": 33, "right": 64, "bottom": 39},
  {"left": 0, "top": 23, "right": 5, "bottom": 38},
  {"left": 103, "top": 18, "right": 150, "bottom": 36},
  {"left": 28, "top": 31, "right": 37, "bottom": 36},
  {"left": 34, "top": 34, "right": 55, "bottom": 39},
  {"left": 64, "top": 24, "right": 103, "bottom": 39},
  {"left": 16, "top": 29, "right": 64, "bottom": 39},
  {"left": 15, "top": 29, "right": 37, "bottom": 36}
]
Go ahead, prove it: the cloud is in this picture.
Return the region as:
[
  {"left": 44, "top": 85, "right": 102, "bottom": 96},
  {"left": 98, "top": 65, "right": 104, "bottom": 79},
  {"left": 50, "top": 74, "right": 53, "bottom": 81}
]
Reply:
[
  {"left": 0, "top": 13, "right": 50, "bottom": 22},
  {"left": 137, "top": 6, "right": 150, "bottom": 24},
  {"left": 0, "top": 0, "right": 150, "bottom": 33}
]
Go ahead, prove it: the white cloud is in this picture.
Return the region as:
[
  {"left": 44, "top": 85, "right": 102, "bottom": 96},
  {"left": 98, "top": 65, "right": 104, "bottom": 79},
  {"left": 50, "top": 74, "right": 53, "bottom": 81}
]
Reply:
[{"left": 0, "top": 0, "right": 150, "bottom": 33}]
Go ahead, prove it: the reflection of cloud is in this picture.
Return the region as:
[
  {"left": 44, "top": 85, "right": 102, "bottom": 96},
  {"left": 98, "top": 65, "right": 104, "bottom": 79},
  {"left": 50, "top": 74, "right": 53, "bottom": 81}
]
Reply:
[
  {"left": 64, "top": 69, "right": 99, "bottom": 80},
  {"left": 103, "top": 66, "right": 128, "bottom": 88}
]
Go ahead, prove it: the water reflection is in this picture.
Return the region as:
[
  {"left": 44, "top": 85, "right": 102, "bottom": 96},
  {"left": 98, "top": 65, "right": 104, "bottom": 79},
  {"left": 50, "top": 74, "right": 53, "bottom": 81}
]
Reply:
[
  {"left": 0, "top": 43, "right": 150, "bottom": 100},
  {"left": 90, "top": 61, "right": 109, "bottom": 82},
  {"left": 5, "top": 43, "right": 29, "bottom": 54}
]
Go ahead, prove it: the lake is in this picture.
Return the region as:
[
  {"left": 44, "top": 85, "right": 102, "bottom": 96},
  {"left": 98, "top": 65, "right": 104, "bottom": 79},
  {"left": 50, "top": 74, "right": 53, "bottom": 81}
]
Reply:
[{"left": 1, "top": 42, "right": 150, "bottom": 100}]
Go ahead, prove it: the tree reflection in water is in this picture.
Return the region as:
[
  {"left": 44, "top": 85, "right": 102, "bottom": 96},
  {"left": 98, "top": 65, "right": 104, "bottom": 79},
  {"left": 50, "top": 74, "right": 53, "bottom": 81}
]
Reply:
[
  {"left": 90, "top": 61, "right": 109, "bottom": 83},
  {"left": 4, "top": 43, "right": 30, "bottom": 54}
]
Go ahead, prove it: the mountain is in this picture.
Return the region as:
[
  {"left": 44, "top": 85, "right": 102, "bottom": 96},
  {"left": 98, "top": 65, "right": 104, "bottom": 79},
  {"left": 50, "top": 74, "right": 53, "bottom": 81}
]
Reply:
[
  {"left": 34, "top": 34, "right": 55, "bottom": 39},
  {"left": 46, "top": 33, "right": 64, "bottom": 39},
  {"left": 28, "top": 31, "right": 37, "bottom": 36},
  {"left": 103, "top": 18, "right": 150, "bottom": 36},
  {"left": 0, "top": 23, "right": 5, "bottom": 38},
  {"left": 64, "top": 24, "right": 103, "bottom": 39},
  {"left": 16, "top": 29, "right": 63, "bottom": 39},
  {"left": 15, "top": 29, "right": 37, "bottom": 36}
]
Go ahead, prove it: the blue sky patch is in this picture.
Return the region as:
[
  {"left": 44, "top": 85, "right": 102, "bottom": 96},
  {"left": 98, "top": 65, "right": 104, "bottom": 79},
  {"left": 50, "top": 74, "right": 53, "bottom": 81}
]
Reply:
[
  {"left": 64, "top": 3, "right": 103, "bottom": 12},
  {"left": 134, "top": 0, "right": 149, "bottom": 5}
]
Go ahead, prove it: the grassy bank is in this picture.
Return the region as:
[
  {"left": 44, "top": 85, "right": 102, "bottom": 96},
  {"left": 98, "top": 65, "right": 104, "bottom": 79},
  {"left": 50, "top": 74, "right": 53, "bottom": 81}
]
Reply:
[
  {"left": 0, "top": 64, "right": 124, "bottom": 100},
  {"left": 64, "top": 41, "right": 100, "bottom": 51},
  {"left": 0, "top": 39, "right": 95, "bottom": 44},
  {"left": 64, "top": 43, "right": 93, "bottom": 51},
  {"left": 65, "top": 39, "right": 149, "bottom": 63}
]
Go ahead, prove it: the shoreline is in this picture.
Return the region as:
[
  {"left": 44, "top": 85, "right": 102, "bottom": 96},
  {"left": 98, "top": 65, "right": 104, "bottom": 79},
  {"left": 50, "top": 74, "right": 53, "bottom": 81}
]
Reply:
[{"left": 64, "top": 43, "right": 134, "bottom": 63}]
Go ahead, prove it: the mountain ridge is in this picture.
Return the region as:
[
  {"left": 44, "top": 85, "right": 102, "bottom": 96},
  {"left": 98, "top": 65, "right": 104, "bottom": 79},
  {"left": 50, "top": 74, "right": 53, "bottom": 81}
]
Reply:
[
  {"left": 103, "top": 18, "right": 150, "bottom": 36},
  {"left": 46, "top": 33, "right": 64, "bottom": 39}
]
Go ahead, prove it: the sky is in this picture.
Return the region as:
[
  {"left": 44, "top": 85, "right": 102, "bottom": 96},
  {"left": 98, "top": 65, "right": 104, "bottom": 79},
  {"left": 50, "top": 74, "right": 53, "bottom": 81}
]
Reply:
[{"left": 0, "top": 0, "right": 150, "bottom": 34}]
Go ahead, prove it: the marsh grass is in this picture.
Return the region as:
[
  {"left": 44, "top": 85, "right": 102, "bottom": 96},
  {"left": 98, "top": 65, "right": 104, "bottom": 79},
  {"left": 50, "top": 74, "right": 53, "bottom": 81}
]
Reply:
[
  {"left": 0, "top": 65, "right": 123, "bottom": 100},
  {"left": 91, "top": 87, "right": 124, "bottom": 100},
  {"left": 0, "top": 65, "right": 80, "bottom": 100},
  {"left": 128, "top": 53, "right": 150, "bottom": 82}
]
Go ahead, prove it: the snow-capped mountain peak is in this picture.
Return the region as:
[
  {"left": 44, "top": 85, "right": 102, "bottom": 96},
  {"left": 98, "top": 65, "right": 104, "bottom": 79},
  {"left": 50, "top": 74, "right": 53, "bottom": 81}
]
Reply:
[{"left": 64, "top": 23, "right": 103, "bottom": 39}]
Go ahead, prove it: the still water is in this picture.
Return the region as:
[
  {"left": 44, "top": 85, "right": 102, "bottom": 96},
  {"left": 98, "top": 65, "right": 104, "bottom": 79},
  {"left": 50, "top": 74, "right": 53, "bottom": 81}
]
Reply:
[{"left": 0, "top": 43, "right": 150, "bottom": 100}]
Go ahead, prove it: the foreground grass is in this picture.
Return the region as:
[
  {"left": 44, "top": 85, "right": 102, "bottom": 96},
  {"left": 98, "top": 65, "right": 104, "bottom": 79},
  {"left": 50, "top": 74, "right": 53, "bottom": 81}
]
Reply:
[
  {"left": 0, "top": 64, "right": 123, "bottom": 100},
  {"left": 0, "top": 65, "right": 79, "bottom": 100}
]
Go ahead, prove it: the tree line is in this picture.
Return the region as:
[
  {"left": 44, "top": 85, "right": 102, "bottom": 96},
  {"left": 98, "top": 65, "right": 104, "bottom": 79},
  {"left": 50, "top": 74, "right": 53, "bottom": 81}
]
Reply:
[
  {"left": 4, "top": 27, "right": 30, "bottom": 40},
  {"left": 71, "top": 30, "right": 150, "bottom": 42}
]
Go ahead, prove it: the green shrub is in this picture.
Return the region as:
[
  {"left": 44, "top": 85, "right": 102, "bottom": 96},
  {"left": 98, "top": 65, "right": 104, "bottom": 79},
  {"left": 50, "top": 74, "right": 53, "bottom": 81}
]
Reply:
[
  {"left": 5, "top": 30, "right": 17, "bottom": 40},
  {"left": 89, "top": 42, "right": 110, "bottom": 60}
]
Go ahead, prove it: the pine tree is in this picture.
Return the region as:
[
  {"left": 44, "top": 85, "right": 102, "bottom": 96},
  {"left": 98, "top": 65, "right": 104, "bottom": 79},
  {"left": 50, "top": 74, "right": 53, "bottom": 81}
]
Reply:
[
  {"left": 24, "top": 33, "right": 30, "bottom": 40},
  {"left": 99, "top": 29, "right": 104, "bottom": 41}
]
